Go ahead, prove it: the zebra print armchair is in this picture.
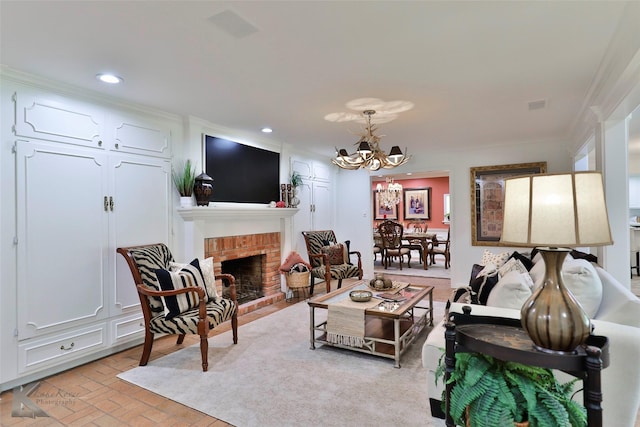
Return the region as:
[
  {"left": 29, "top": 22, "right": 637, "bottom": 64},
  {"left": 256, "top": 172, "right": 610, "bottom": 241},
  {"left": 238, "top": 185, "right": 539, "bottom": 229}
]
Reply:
[
  {"left": 117, "top": 243, "right": 238, "bottom": 372},
  {"left": 302, "top": 230, "right": 363, "bottom": 295}
]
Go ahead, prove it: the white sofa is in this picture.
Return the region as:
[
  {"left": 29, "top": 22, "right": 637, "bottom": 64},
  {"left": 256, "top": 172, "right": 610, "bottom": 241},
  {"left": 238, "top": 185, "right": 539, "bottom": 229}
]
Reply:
[{"left": 422, "top": 264, "right": 640, "bottom": 427}]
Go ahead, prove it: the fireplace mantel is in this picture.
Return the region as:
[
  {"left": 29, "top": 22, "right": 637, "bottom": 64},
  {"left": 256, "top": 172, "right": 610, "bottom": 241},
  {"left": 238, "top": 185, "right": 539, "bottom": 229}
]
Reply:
[{"left": 178, "top": 205, "right": 298, "bottom": 221}]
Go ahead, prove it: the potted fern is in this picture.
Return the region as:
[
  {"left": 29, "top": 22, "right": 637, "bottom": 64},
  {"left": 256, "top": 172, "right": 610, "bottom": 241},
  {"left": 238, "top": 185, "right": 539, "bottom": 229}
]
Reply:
[
  {"left": 436, "top": 352, "right": 587, "bottom": 427},
  {"left": 172, "top": 159, "right": 197, "bottom": 207}
]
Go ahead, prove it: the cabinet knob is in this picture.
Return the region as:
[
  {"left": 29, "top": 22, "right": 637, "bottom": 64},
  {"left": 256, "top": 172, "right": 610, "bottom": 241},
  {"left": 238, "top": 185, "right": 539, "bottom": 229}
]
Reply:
[
  {"left": 115, "top": 143, "right": 119, "bottom": 149},
  {"left": 104, "top": 196, "right": 109, "bottom": 212},
  {"left": 98, "top": 140, "right": 103, "bottom": 146}
]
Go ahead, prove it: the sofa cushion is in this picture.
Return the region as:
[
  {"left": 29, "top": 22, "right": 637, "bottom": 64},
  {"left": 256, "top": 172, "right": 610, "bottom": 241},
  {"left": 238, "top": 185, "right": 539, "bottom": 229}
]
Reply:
[
  {"left": 156, "top": 258, "right": 208, "bottom": 319},
  {"left": 559, "top": 258, "right": 603, "bottom": 318},
  {"left": 595, "top": 267, "right": 640, "bottom": 327},
  {"left": 448, "top": 286, "right": 478, "bottom": 306},
  {"left": 481, "top": 249, "right": 511, "bottom": 268},
  {"left": 469, "top": 272, "right": 499, "bottom": 305},
  {"left": 507, "top": 251, "right": 534, "bottom": 271},
  {"left": 498, "top": 258, "right": 529, "bottom": 278},
  {"left": 486, "top": 270, "right": 533, "bottom": 309}
]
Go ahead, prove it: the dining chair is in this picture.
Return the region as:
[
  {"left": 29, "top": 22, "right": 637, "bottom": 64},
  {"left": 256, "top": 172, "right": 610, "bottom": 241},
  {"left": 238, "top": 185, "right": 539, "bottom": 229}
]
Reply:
[
  {"left": 402, "top": 224, "right": 427, "bottom": 265},
  {"left": 427, "top": 229, "right": 450, "bottom": 269},
  {"left": 373, "top": 233, "right": 383, "bottom": 263},
  {"left": 378, "top": 220, "right": 412, "bottom": 270}
]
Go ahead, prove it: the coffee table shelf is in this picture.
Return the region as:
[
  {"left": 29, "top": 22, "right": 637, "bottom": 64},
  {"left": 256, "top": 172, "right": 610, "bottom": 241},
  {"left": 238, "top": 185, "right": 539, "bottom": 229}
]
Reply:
[{"left": 308, "top": 281, "right": 433, "bottom": 368}]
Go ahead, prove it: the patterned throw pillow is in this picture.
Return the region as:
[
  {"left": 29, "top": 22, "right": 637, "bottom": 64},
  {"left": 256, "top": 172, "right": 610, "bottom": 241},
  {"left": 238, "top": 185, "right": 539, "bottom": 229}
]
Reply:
[
  {"left": 498, "top": 258, "right": 529, "bottom": 278},
  {"left": 469, "top": 271, "right": 500, "bottom": 305},
  {"left": 156, "top": 258, "right": 208, "bottom": 319},
  {"left": 508, "top": 251, "right": 535, "bottom": 271},
  {"left": 321, "top": 244, "right": 345, "bottom": 265},
  {"left": 481, "top": 249, "right": 511, "bottom": 268},
  {"left": 170, "top": 257, "right": 218, "bottom": 299}
]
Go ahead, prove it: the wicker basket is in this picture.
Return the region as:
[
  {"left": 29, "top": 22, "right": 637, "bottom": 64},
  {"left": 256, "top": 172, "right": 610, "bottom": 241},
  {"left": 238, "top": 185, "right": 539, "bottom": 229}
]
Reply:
[{"left": 286, "top": 271, "right": 310, "bottom": 289}]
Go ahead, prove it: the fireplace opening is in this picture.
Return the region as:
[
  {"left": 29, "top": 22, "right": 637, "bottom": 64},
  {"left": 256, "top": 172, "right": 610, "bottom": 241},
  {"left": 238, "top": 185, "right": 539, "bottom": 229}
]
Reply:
[{"left": 221, "top": 255, "right": 264, "bottom": 305}]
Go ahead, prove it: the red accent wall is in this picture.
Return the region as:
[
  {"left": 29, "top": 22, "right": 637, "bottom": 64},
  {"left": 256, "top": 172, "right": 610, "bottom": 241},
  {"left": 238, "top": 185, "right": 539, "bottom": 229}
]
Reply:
[{"left": 372, "top": 177, "right": 449, "bottom": 230}]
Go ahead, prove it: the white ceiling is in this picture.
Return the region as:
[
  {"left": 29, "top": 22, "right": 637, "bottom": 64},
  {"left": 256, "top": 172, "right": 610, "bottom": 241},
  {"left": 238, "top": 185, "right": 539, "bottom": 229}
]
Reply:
[{"left": 2, "top": 1, "right": 639, "bottom": 159}]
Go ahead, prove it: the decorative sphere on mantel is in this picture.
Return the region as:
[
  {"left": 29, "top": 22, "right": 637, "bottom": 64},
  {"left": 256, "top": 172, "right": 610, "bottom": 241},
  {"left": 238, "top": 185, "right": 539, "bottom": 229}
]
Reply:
[{"left": 193, "top": 172, "right": 214, "bottom": 206}]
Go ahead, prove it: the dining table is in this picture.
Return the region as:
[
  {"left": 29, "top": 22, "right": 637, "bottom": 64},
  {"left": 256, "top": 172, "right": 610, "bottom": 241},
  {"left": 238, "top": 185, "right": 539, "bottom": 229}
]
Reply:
[{"left": 375, "top": 231, "right": 437, "bottom": 270}]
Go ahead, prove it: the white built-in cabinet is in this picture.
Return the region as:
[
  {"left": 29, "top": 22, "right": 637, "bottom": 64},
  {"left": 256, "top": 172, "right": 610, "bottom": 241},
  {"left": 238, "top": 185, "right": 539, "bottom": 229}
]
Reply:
[
  {"left": 630, "top": 175, "right": 640, "bottom": 209},
  {"left": 9, "top": 84, "right": 172, "bottom": 379},
  {"left": 291, "top": 158, "right": 333, "bottom": 253}
]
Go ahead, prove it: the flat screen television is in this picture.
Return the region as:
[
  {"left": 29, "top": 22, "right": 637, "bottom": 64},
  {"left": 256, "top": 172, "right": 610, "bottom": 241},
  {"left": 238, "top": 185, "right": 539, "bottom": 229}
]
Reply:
[{"left": 204, "top": 135, "right": 280, "bottom": 204}]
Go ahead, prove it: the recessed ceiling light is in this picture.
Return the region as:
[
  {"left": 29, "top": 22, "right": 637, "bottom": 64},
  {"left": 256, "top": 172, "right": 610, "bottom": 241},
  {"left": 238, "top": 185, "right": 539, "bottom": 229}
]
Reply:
[
  {"left": 261, "top": 127, "right": 273, "bottom": 133},
  {"left": 96, "top": 73, "right": 123, "bottom": 84}
]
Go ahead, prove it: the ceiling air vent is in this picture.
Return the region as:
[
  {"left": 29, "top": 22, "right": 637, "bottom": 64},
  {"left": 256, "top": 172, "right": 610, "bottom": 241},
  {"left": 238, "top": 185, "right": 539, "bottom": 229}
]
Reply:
[
  {"left": 208, "top": 10, "right": 259, "bottom": 39},
  {"left": 528, "top": 99, "right": 547, "bottom": 111}
]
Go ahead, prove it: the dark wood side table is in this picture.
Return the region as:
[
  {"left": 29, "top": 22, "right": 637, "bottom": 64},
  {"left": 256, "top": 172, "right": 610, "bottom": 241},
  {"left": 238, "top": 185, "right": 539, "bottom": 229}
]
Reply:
[{"left": 444, "top": 306, "right": 609, "bottom": 427}]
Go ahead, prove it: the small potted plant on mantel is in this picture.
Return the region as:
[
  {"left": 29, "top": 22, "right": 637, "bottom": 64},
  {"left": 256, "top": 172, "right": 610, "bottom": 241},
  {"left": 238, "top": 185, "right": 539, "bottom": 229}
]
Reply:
[{"left": 172, "top": 159, "right": 197, "bottom": 208}]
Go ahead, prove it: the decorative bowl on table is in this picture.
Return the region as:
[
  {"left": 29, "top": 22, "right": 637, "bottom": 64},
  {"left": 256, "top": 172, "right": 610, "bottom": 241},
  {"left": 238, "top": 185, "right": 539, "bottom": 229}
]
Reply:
[{"left": 349, "top": 290, "right": 373, "bottom": 302}]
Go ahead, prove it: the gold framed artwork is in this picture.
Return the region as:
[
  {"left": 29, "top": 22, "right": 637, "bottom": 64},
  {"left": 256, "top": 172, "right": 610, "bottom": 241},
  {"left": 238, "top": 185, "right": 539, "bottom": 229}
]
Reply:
[
  {"left": 403, "top": 188, "right": 431, "bottom": 220},
  {"left": 373, "top": 191, "right": 398, "bottom": 220},
  {"left": 470, "top": 162, "right": 547, "bottom": 246}
]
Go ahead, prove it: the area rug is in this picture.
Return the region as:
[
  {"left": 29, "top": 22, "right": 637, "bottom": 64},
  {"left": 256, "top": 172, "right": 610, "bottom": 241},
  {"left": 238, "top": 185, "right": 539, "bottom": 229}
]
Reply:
[{"left": 118, "top": 300, "right": 447, "bottom": 427}]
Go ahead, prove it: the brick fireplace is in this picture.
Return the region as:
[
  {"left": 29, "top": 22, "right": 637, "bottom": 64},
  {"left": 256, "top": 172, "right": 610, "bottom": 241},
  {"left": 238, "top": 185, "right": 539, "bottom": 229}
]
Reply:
[{"left": 204, "top": 232, "right": 284, "bottom": 315}]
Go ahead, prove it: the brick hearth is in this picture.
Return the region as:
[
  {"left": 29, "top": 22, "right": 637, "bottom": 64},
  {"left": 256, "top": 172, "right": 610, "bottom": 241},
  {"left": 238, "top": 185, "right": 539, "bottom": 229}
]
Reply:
[{"left": 204, "top": 232, "right": 285, "bottom": 315}]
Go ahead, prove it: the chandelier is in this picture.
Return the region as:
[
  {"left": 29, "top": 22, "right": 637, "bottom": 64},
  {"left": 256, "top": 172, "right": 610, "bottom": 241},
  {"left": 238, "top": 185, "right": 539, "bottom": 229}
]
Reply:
[
  {"left": 332, "top": 110, "right": 410, "bottom": 171},
  {"left": 376, "top": 177, "right": 403, "bottom": 209}
]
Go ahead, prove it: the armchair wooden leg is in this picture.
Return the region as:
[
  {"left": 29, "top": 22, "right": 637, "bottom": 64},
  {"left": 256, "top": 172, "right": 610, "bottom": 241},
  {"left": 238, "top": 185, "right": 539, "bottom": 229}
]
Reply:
[
  {"left": 139, "top": 331, "right": 154, "bottom": 366},
  {"left": 176, "top": 334, "right": 186, "bottom": 345},
  {"left": 337, "top": 279, "right": 343, "bottom": 289},
  {"left": 232, "top": 313, "right": 238, "bottom": 344},
  {"left": 199, "top": 335, "right": 208, "bottom": 372},
  {"left": 325, "top": 272, "right": 331, "bottom": 293},
  {"left": 310, "top": 277, "right": 316, "bottom": 296}
]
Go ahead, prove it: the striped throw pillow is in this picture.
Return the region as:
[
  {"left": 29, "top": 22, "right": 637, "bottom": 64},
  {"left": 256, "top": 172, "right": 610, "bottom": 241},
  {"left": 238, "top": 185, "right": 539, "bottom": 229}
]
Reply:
[{"left": 156, "top": 258, "right": 208, "bottom": 319}]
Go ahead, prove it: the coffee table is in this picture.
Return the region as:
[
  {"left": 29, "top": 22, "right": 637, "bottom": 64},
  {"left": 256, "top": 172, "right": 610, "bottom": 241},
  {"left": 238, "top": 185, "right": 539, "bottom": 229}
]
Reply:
[{"left": 308, "top": 281, "right": 433, "bottom": 367}]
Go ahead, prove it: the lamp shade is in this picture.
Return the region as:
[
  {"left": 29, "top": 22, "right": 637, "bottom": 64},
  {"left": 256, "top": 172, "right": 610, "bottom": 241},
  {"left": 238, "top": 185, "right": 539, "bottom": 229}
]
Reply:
[
  {"left": 357, "top": 140, "right": 372, "bottom": 154},
  {"left": 500, "top": 172, "right": 612, "bottom": 248},
  {"left": 388, "top": 146, "right": 403, "bottom": 159}
]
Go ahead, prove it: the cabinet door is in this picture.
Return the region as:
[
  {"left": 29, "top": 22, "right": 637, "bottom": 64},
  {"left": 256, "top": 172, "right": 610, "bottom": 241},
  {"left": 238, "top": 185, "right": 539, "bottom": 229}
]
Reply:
[
  {"left": 630, "top": 176, "right": 640, "bottom": 208},
  {"left": 13, "top": 89, "right": 105, "bottom": 149},
  {"left": 292, "top": 181, "right": 313, "bottom": 252},
  {"left": 312, "top": 181, "right": 332, "bottom": 231},
  {"left": 109, "top": 112, "right": 171, "bottom": 157},
  {"left": 110, "top": 155, "right": 171, "bottom": 314},
  {"left": 16, "top": 142, "right": 108, "bottom": 340}
]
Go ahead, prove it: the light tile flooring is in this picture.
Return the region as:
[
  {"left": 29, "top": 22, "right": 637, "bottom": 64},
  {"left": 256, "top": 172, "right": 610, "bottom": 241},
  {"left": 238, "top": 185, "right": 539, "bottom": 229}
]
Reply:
[{"left": 0, "top": 278, "right": 452, "bottom": 426}]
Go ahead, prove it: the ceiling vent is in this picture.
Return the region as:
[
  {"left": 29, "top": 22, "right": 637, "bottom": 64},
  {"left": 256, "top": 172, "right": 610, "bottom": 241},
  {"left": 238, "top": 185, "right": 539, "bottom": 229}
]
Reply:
[
  {"left": 528, "top": 99, "right": 547, "bottom": 111},
  {"left": 208, "top": 10, "right": 258, "bottom": 39}
]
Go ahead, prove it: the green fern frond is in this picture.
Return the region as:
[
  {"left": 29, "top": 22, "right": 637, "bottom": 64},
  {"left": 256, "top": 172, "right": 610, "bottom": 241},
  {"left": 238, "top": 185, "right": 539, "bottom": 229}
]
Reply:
[{"left": 437, "top": 352, "right": 587, "bottom": 427}]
